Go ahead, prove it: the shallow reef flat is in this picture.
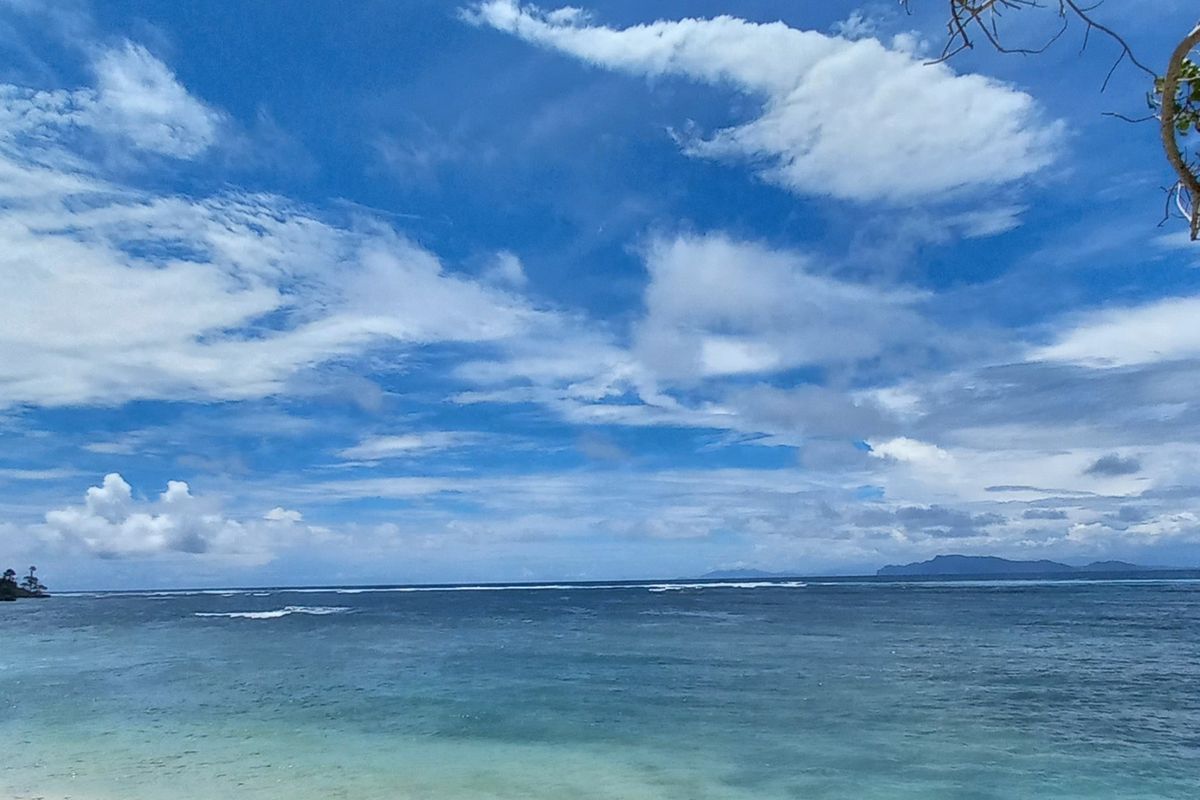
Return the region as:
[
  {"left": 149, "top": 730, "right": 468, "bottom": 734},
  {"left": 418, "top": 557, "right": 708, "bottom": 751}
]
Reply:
[{"left": 3, "top": 578, "right": 1199, "bottom": 799}]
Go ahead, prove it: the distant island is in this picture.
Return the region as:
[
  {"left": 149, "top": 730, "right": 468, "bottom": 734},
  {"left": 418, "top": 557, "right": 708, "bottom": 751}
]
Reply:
[
  {"left": 0, "top": 566, "right": 49, "bottom": 601},
  {"left": 877, "top": 555, "right": 1150, "bottom": 577}
]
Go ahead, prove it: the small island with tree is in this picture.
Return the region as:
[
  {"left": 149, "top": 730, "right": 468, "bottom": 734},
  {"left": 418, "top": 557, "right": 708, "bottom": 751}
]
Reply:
[{"left": 0, "top": 566, "right": 49, "bottom": 601}]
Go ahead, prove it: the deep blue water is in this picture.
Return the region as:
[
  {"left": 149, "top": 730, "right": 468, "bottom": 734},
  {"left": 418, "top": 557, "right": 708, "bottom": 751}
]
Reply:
[{"left": 3, "top": 577, "right": 1199, "bottom": 799}]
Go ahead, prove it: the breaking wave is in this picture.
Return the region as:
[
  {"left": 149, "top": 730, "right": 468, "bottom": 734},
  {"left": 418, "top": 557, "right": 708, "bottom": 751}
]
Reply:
[
  {"left": 300, "top": 580, "right": 808, "bottom": 594},
  {"left": 194, "top": 606, "right": 352, "bottom": 620},
  {"left": 102, "top": 580, "right": 810, "bottom": 601},
  {"left": 647, "top": 581, "right": 808, "bottom": 592}
]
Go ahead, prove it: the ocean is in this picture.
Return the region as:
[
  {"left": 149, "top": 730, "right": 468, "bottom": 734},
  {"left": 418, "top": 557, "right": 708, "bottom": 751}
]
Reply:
[{"left": 2, "top": 576, "right": 1199, "bottom": 799}]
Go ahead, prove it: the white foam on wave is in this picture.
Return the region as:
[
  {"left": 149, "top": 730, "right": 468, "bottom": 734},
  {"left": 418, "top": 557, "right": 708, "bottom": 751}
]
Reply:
[
  {"left": 103, "top": 589, "right": 248, "bottom": 598},
  {"left": 84, "top": 580, "right": 811, "bottom": 601},
  {"left": 281, "top": 580, "right": 809, "bottom": 595},
  {"left": 292, "top": 584, "right": 589, "bottom": 594},
  {"left": 646, "top": 581, "right": 807, "bottom": 592},
  {"left": 194, "top": 606, "right": 352, "bottom": 620}
]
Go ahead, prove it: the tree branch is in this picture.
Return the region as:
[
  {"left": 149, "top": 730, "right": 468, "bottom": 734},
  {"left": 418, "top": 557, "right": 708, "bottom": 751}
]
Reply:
[
  {"left": 917, "top": 0, "right": 1155, "bottom": 87},
  {"left": 1159, "top": 24, "right": 1200, "bottom": 239},
  {"left": 1062, "top": 0, "right": 1156, "bottom": 87}
]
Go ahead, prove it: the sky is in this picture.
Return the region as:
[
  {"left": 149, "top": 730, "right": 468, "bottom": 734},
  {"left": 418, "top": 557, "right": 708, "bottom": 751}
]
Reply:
[{"left": 1, "top": 0, "right": 1199, "bottom": 589}]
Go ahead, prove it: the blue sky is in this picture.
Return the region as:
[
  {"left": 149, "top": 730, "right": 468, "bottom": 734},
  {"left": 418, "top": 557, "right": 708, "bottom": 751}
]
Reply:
[{"left": 2, "top": 0, "right": 1199, "bottom": 589}]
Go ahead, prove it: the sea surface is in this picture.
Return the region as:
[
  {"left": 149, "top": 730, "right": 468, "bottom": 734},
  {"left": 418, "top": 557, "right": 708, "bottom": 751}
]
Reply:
[{"left": 3, "top": 575, "right": 1200, "bottom": 799}]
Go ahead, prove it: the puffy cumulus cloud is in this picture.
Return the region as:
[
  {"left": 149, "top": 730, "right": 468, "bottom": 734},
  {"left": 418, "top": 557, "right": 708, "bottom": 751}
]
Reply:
[
  {"left": 39, "top": 473, "right": 313, "bottom": 560},
  {"left": 264, "top": 507, "right": 303, "bottom": 523},
  {"left": 1033, "top": 296, "right": 1200, "bottom": 368},
  {"left": 868, "top": 436, "right": 951, "bottom": 466},
  {"left": 635, "top": 234, "right": 928, "bottom": 379},
  {"left": 467, "top": 1, "right": 1059, "bottom": 202},
  {"left": 0, "top": 58, "right": 542, "bottom": 409}
]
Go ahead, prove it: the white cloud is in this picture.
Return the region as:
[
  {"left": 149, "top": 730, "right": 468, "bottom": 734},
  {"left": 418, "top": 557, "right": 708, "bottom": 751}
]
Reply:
[
  {"left": 865, "top": 432, "right": 1196, "bottom": 508},
  {"left": 635, "top": 233, "right": 927, "bottom": 379},
  {"left": 861, "top": 386, "right": 924, "bottom": 420},
  {"left": 293, "top": 462, "right": 1193, "bottom": 568},
  {"left": 337, "top": 432, "right": 479, "bottom": 460},
  {"left": 831, "top": 11, "right": 877, "bottom": 40},
  {"left": 83, "top": 440, "right": 139, "bottom": 455},
  {"left": 89, "top": 41, "right": 223, "bottom": 157},
  {"left": 451, "top": 233, "right": 939, "bottom": 445},
  {"left": 1125, "top": 511, "right": 1200, "bottom": 541},
  {"left": 0, "top": 467, "right": 80, "bottom": 481},
  {"left": 1034, "top": 296, "right": 1200, "bottom": 368},
  {"left": 0, "top": 195, "right": 536, "bottom": 406},
  {"left": 469, "top": 1, "right": 1060, "bottom": 202},
  {"left": 0, "top": 42, "right": 222, "bottom": 162},
  {"left": 483, "top": 250, "right": 528, "bottom": 287},
  {"left": 868, "top": 436, "right": 951, "bottom": 466},
  {"left": 40, "top": 473, "right": 314, "bottom": 560},
  {"left": 0, "top": 58, "right": 544, "bottom": 409},
  {"left": 264, "top": 507, "right": 303, "bottom": 523}
]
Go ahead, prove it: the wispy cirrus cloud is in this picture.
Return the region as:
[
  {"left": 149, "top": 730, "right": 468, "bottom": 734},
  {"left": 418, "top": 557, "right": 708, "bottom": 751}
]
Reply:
[
  {"left": 1033, "top": 296, "right": 1200, "bottom": 368},
  {"left": 0, "top": 40, "right": 222, "bottom": 161},
  {"left": 88, "top": 41, "right": 224, "bottom": 157},
  {"left": 466, "top": 0, "right": 1060, "bottom": 203},
  {"left": 337, "top": 432, "right": 485, "bottom": 461},
  {"left": 0, "top": 44, "right": 547, "bottom": 410}
]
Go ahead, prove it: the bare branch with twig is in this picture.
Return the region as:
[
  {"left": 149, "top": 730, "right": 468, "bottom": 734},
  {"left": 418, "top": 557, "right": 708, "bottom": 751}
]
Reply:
[{"left": 906, "top": 0, "right": 1155, "bottom": 88}]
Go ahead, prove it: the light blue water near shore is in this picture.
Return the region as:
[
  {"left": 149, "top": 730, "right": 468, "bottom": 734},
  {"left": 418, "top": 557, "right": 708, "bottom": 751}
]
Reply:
[{"left": 3, "top": 577, "right": 1200, "bottom": 799}]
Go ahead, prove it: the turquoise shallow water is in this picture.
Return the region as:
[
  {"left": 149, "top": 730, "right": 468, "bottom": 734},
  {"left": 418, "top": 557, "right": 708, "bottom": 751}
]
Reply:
[{"left": 3, "top": 577, "right": 1200, "bottom": 799}]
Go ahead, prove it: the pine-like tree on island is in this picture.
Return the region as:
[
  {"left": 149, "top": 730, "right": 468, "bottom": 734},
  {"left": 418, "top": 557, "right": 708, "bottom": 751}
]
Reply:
[{"left": 1, "top": 566, "right": 48, "bottom": 600}]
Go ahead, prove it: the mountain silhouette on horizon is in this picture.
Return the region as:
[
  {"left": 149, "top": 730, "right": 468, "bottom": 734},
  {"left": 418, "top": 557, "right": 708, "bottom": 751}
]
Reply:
[{"left": 877, "top": 555, "right": 1150, "bottom": 577}]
